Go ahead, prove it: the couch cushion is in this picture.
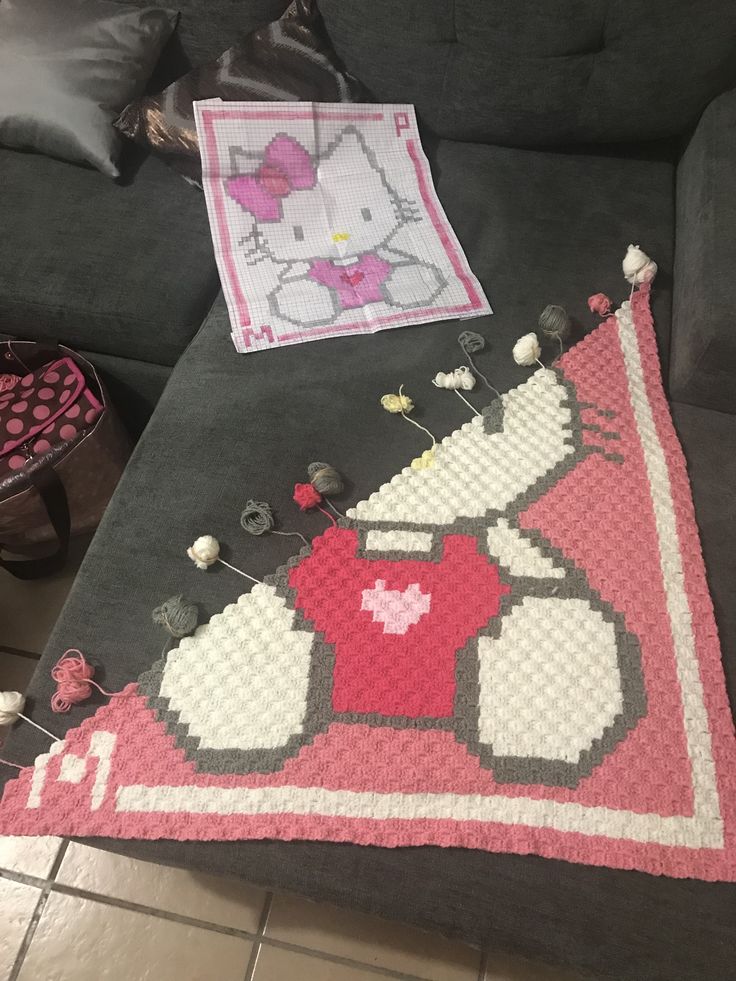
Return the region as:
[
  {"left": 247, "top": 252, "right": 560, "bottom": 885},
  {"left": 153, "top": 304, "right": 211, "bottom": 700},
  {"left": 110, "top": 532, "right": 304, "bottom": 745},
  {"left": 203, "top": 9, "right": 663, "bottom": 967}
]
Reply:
[
  {"left": 671, "top": 88, "right": 736, "bottom": 414},
  {"left": 0, "top": 147, "right": 220, "bottom": 366},
  {"left": 319, "top": 0, "right": 736, "bottom": 146},
  {"left": 1, "top": 141, "right": 696, "bottom": 981},
  {"left": 671, "top": 402, "right": 736, "bottom": 701}
]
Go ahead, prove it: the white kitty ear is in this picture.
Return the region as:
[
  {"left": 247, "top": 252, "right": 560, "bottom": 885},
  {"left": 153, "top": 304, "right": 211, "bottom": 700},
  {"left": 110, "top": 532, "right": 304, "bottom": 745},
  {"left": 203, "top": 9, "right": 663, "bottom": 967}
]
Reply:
[
  {"left": 331, "top": 130, "right": 362, "bottom": 151},
  {"left": 318, "top": 128, "right": 378, "bottom": 183}
]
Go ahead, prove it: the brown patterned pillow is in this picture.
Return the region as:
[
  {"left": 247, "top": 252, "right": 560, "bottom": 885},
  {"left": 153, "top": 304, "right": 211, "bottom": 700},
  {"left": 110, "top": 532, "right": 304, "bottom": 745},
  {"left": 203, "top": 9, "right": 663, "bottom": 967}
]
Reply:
[{"left": 114, "top": 0, "right": 367, "bottom": 184}]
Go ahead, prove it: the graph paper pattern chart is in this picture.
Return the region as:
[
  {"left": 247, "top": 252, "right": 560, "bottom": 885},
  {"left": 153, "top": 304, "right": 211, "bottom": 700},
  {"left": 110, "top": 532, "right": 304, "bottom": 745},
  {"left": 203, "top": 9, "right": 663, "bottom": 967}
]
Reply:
[{"left": 194, "top": 101, "right": 492, "bottom": 352}]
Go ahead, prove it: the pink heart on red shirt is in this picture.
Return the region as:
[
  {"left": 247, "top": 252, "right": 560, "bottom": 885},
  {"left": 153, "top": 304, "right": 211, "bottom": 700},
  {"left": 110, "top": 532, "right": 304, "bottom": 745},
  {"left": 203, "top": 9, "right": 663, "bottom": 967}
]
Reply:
[{"left": 289, "top": 529, "right": 510, "bottom": 718}]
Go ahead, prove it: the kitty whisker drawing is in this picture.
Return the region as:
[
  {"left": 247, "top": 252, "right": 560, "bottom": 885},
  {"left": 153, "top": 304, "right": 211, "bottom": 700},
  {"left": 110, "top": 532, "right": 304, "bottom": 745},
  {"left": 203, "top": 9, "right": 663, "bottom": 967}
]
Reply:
[{"left": 195, "top": 103, "right": 491, "bottom": 351}]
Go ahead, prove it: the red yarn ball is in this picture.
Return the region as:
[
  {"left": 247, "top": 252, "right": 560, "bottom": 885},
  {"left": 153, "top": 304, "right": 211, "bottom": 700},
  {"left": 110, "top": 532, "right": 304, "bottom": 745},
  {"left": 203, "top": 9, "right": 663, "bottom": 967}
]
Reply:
[{"left": 293, "top": 482, "right": 322, "bottom": 510}]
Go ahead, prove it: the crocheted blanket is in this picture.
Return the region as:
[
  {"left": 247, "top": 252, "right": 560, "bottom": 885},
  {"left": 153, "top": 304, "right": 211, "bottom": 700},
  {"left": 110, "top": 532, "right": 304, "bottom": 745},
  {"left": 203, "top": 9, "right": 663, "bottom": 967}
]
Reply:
[
  {"left": 194, "top": 101, "right": 491, "bottom": 352},
  {"left": 2, "top": 285, "right": 735, "bottom": 882}
]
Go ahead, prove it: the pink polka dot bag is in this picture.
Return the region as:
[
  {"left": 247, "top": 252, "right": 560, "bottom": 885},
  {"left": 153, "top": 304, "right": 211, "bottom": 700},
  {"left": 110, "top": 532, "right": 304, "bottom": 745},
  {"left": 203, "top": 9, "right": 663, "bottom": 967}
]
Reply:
[{"left": 0, "top": 342, "right": 130, "bottom": 578}]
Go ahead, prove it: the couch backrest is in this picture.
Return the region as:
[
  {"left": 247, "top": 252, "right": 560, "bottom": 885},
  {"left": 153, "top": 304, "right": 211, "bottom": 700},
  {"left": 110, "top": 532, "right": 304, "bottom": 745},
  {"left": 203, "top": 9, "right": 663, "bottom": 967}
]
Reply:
[
  {"left": 319, "top": 0, "right": 736, "bottom": 146},
  {"left": 123, "top": 0, "right": 290, "bottom": 67}
]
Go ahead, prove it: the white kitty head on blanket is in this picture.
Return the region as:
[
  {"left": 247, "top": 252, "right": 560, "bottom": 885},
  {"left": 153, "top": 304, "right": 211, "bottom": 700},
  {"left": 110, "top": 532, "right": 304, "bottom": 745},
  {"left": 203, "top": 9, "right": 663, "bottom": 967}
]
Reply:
[{"left": 225, "top": 126, "right": 417, "bottom": 264}]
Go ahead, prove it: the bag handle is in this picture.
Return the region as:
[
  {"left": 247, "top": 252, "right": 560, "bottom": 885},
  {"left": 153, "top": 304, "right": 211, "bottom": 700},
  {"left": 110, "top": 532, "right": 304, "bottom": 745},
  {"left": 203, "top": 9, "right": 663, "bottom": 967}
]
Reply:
[{"left": 0, "top": 467, "right": 70, "bottom": 579}]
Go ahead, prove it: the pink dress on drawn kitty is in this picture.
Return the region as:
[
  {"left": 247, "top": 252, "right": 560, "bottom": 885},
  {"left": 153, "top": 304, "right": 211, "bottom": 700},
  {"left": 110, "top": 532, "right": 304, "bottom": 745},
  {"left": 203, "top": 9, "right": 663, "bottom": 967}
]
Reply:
[
  {"left": 307, "top": 254, "right": 393, "bottom": 309},
  {"left": 225, "top": 128, "right": 447, "bottom": 328}
]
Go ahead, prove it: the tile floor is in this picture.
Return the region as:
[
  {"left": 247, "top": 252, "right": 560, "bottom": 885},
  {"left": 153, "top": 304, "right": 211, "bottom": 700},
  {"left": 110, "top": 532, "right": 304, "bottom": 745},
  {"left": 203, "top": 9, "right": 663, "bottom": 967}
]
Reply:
[{"left": 0, "top": 547, "right": 583, "bottom": 981}]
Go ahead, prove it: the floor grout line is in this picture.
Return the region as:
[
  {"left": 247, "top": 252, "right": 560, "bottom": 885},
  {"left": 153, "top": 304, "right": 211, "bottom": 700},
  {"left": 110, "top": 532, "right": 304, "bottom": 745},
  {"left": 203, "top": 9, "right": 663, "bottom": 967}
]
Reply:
[
  {"left": 7, "top": 885, "right": 50, "bottom": 981},
  {"left": 243, "top": 892, "right": 272, "bottom": 981},
  {"left": 46, "top": 881, "right": 265, "bottom": 940},
  {"left": 243, "top": 939, "right": 262, "bottom": 981},
  {"left": 257, "top": 891, "right": 273, "bottom": 936},
  {"left": 47, "top": 838, "right": 69, "bottom": 880},
  {"left": 243, "top": 938, "right": 443, "bottom": 981},
  {"left": 0, "top": 867, "right": 49, "bottom": 889},
  {"left": 0, "top": 646, "right": 43, "bottom": 661},
  {"left": 2, "top": 869, "right": 453, "bottom": 981},
  {"left": 4, "top": 841, "right": 69, "bottom": 980}
]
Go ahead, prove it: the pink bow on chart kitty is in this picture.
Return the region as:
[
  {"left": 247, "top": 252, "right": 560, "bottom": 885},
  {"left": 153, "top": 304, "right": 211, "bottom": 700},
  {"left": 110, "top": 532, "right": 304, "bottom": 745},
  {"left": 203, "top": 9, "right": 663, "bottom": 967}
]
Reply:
[{"left": 225, "top": 135, "right": 317, "bottom": 222}]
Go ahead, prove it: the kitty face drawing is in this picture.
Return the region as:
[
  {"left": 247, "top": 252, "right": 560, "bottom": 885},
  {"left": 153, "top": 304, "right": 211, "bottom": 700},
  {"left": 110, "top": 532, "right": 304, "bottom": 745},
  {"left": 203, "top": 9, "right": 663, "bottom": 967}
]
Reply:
[{"left": 225, "top": 127, "right": 408, "bottom": 264}]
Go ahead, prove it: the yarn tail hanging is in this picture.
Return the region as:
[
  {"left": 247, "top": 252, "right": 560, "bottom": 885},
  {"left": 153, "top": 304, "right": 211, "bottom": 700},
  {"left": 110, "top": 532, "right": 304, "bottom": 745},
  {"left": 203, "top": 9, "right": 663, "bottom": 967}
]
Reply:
[
  {"left": 381, "top": 385, "right": 438, "bottom": 470},
  {"left": 307, "top": 462, "right": 345, "bottom": 518},
  {"left": 240, "top": 499, "right": 309, "bottom": 546},
  {"left": 0, "top": 690, "right": 61, "bottom": 741},
  {"left": 457, "top": 331, "right": 500, "bottom": 397},
  {"left": 538, "top": 305, "right": 571, "bottom": 360},
  {"left": 187, "top": 535, "right": 263, "bottom": 583},
  {"left": 293, "top": 483, "right": 338, "bottom": 527}
]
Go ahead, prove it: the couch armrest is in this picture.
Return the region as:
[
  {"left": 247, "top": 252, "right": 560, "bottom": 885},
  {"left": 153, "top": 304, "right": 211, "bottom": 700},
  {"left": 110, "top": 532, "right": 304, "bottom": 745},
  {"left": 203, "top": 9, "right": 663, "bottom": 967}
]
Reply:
[{"left": 671, "top": 88, "right": 736, "bottom": 413}]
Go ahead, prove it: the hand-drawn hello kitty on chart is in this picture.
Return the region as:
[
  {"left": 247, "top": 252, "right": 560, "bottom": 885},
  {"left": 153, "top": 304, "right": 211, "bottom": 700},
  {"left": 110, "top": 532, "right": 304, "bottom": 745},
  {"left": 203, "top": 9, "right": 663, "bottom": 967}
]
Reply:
[{"left": 224, "top": 126, "right": 448, "bottom": 328}]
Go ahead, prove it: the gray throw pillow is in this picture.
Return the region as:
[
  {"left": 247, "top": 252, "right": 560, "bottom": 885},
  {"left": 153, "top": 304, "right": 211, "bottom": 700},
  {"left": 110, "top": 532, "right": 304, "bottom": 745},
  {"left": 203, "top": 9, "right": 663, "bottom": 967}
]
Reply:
[{"left": 0, "top": 0, "right": 176, "bottom": 178}]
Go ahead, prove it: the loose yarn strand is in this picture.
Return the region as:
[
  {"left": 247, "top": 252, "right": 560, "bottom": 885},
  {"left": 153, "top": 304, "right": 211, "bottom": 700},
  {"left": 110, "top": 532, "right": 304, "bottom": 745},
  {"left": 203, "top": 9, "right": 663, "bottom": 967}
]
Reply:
[
  {"left": 454, "top": 390, "right": 479, "bottom": 416},
  {"left": 306, "top": 463, "right": 345, "bottom": 519},
  {"left": 0, "top": 691, "right": 61, "bottom": 740},
  {"left": 272, "top": 528, "right": 310, "bottom": 546},
  {"left": 187, "top": 536, "right": 262, "bottom": 583},
  {"left": 323, "top": 498, "right": 344, "bottom": 519},
  {"left": 317, "top": 505, "right": 337, "bottom": 527},
  {"left": 216, "top": 557, "right": 263, "bottom": 584},
  {"left": 0, "top": 757, "right": 22, "bottom": 770},
  {"left": 398, "top": 385, "right": 436, "bottom": 448},
  {"left": 462, "top": 349, "right": 500, "bottom": 397},
  {"left": 241, "top": 500, "right": 309, "bottom": 546},
  {"left": 17, "top": 712, "right": 61, "bottom": 742}
]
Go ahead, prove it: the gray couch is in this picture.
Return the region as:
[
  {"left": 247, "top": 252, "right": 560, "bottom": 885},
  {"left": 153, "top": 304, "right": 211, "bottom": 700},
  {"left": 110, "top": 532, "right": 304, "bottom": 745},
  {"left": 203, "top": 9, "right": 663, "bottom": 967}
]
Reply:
[{"left": 2, "top": 2, "right": 736, "bottom": 979}]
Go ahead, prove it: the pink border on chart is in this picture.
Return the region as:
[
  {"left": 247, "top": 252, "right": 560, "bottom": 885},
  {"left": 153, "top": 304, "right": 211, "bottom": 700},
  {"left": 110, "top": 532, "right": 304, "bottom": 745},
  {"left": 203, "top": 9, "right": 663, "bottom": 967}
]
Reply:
[
  {"left": 200, "top": 106, "right": 486, "bottom": 335},
  {"left": 405, "top": 138, "right": 482, "bottom": 307},
  {"left": 272, "top": 302, "right": 476, "bottom": 345},
  {"left": 201, "top": 110, "right": 251, "bottom": 327}
]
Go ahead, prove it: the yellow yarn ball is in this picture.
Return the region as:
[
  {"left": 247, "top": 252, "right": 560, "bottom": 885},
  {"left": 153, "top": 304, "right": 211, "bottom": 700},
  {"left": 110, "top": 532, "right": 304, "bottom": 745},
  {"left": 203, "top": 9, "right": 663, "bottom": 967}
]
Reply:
[{"left": 381, "top": 393, "right": 414, "bottom": 414}]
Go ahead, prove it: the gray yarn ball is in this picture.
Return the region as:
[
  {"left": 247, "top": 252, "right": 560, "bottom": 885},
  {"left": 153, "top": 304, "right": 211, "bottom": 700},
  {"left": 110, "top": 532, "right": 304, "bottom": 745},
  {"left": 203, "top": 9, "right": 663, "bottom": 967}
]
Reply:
[
  {"left": 538, "top": 304, "right": 571, "bottom": 340},
  {"left": 240, "top": 499, "right": 274, "bottom": 536},
  {"left": 308, "top": 462, "right": 344, "bottom": 496},
  {"left": 152, "top": 595, "right": 198, "bottom": 639},
  {"left": 458, "top": 330, "right": 485, "bottom": 354}
]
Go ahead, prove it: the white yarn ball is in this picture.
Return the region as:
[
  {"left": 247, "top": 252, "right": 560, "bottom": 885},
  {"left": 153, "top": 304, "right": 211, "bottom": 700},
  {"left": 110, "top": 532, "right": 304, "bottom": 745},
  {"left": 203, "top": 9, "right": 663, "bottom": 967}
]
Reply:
[
  {"left": 512, "top": 333, "right": 542, "bottom": 366},
  {"left": 0, "top": 690, "right": 26, "bottom": 725},
  {"left": 453, "top": 366, "right": 476, "bottom": 391},
  {"left": 433, "top": 367, "right": 476, "bottom": 391},
  {"left": 623, "top": 244, "right": 658, "bottom": 285},
  {"left": 187, "top": 535, "right": 220, "bottom": 570}
]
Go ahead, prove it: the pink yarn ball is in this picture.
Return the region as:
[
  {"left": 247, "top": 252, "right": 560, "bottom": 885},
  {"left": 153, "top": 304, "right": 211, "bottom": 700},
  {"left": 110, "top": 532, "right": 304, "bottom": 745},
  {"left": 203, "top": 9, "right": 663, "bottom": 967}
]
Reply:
[
  {"left": 50, "top": 651, "right": 96, "bottom": 713},
  {"left": 588, "top": 293, "right": 612, "bottom": 317}
]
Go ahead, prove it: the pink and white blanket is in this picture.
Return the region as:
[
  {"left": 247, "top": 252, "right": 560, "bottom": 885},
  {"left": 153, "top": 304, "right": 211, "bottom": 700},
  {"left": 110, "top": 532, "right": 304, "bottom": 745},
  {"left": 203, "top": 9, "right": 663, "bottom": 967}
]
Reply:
[{"left": 1, "top": 284, "right": 735, "bottom": 882}]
